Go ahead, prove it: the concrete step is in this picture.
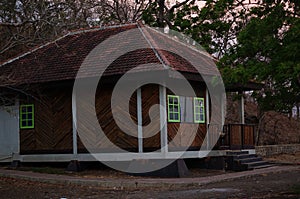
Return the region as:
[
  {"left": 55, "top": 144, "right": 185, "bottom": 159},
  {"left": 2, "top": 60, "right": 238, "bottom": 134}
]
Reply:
[
  {"left": 226, "top": 152, "right": 271, "bottom": 171},
  {"left": 232, "top": 154, "right": 257, "bottom": 160},
  {"left": 238, "top": 157, "right": 263, "bottom": 164},
  {"left": 226, "top": 151, "right": 249, "bottom": 156},
  {"left": 249, "top": 164, "right": 274, "bottom": 170},
  {"left": 244, "top": 161, "right": 270, "bottom": 169}
]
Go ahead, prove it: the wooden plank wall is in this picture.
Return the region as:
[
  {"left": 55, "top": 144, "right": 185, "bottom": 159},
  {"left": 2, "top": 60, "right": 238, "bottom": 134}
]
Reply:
[
  {"left": 243, "top": 125, "right": 255, "bottom": 148},
  {"left": 141, "top": 84, "right": 161, "bottom": 152},
  {"left": 20, "top": 81, "right": 208, "bottom": 154},
  {"left": 77, "top": 83, "right": 139, "bottom": 152},
  {"left": 167, "top": 81, "right": 207, "bottom": 151},
  {"left": 228, "top": 124, "right": 255, "bottom": 149},
  {"left": 229, "top": 125, "right": 242, "bottom": 149},
  {"left": 20, "top": 87, "right": 73, "bottom": 154}
]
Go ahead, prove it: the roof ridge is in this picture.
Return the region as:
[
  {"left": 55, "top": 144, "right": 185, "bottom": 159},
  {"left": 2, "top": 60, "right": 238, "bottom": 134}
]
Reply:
[
  {"left": 137, "top": 22, "right": 169, "bottom": 70},
  {"left": 68, "top": 22, "right": 137, "bottom": 36},
  {"left": 0, "top": 33, "right": 71, "bottom": 67},
  {"left": 0, "top": 22, "right": 138, "bottom": 67},
  {"left": 145, "top": 26, "right": 212, "bottom": 60}
]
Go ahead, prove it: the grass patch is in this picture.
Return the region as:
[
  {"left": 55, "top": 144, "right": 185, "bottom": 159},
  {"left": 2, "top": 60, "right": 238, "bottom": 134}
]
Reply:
[
  {"left": 18, "top": 167, "right": 66, "bottom": 175},
  {"left": 291, "top": 184, "right": 300, "bottom": 195}
]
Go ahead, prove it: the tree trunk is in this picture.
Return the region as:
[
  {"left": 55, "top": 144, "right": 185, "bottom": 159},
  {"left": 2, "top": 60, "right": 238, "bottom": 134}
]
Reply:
[
  {"left": 297, "top": 104, "right": 300, "bottom": 120},
  {"left": 157, "top": 0, "right": 165, "bottom": 27},
  {"left": 255, "top": 111, "right": 265, "bottom": 146}
]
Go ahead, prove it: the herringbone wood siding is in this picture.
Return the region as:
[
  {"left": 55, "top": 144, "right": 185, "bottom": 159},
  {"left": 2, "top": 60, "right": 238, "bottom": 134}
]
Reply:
[
  {"left": 167, "top": 81, "right": 207, "bottom": 150},
  {"left": 20, "top": 87, "right": 73, "bottom": 154},
  {"left": 142, "top": 84, "right": 161, "bottom": 151},
  {"left": 77, "top": 84, "right": 138, "bottom": 152},
  {"left": 20, "top": 81, "right": 208, "bottom": 154}
]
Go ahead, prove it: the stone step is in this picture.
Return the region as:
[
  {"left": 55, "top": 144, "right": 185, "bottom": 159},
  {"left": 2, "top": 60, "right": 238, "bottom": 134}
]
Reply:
[
  {"left": 232, "top": 154, "right": 257, "bottom": 160},
  {"left": 237, "top": 157, "right": 263, "bottom": 164},
  {"left": 226, "top": 151, "right": 249, "bottom": 156},
  {"left": 236, "top": 156, "right": 263, "bottom": 164},
  {"left": 226, "top": 151, "right": 271, "bottom": 171},
  {"left": 244, "top": 161, "right": 269, "bottom": 169},
  {"left": 249, "top": 164, "right": 274, "bottom": 170}
]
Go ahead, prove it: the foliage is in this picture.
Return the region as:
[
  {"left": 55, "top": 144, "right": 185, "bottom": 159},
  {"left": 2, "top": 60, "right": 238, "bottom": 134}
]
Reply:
[
  {"left": 219, "top": 0, "right": 300, "bottom": 113},
  {"left": 1, "top": 0, "right": 299, "bottom": 114},
  {"left": 143, "top": 0, "right": 252, "bottom": 55},
  {"left": 143, "top": 0, "right": 300, "bottom": 114}
]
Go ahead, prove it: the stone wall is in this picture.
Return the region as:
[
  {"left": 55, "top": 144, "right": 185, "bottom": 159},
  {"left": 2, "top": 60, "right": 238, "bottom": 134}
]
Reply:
[
  {"left": 256, "top": 144, "right": 300, "bottom": 157},
  {"left": 257, "top": 111, "right": 300, "bottom": 145}
]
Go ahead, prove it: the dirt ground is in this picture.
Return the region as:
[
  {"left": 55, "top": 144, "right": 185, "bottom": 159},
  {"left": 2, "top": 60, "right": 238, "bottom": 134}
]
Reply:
[
  {"left": 264, "top": 151, "right": 300, "bottom": 164},
  {"left": 0, "top": 153, "right": 299, "bottom": 199},
  {"left": 0, "top": 168, "right": 299, "bottom": 199}
]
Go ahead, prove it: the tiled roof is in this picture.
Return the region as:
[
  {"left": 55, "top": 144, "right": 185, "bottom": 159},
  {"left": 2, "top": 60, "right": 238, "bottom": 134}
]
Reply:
[
  {"left": 141, "top": 26, "right": 218, "bottom": 76},
  {"left": 0, "top": 23, "right": 218, "bottom": 86}
]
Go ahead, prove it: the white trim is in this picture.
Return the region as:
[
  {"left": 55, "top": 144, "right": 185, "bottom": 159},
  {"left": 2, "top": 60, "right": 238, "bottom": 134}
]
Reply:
[
  {"left": 137, "top": 88, "right": 143, "bottom": 153},
  {"left": 242, "top": 149, "right": 256, "bottom": 155},
  {"left": 72, "top": 91, "right": 78, "bottom": 158},
  {"left": 5, "top": 149, "right": 256, "bottom": 162},
  {"left": 159, "top": 85, "right": 168, "bottom": 154},
  {"left": 69, "top": 23, "right": 137, "bottom": 35}
]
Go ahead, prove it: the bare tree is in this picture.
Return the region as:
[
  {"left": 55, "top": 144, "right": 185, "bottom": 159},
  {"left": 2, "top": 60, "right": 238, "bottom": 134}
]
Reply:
[
  {"left": 102, "top": 0, "right": 150, "bottom": 23},
  {"left": 0, "top": 0, "right": 151, "bottom": 106},
  {"left": 0, "top": 0, "right": 150, "bottom": 62}
]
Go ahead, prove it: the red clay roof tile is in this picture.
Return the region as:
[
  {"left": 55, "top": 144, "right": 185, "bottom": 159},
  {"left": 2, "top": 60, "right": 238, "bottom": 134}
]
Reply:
[{"left": 0, "top": 23, "right": 218, "bottom": 86}]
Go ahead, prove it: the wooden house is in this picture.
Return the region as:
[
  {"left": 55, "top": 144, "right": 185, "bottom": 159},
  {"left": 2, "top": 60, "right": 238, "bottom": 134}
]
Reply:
[{"left": 0, "top": 23, "right": 256, "bottom": 166}]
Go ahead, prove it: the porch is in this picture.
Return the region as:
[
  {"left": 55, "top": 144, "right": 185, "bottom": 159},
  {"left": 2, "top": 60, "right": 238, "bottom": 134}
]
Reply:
[
  {"left": 218, "top": 123, "right": 256, "bottom": 150},
  {"left": 6, "top": 123, "right": 256, "bottom": 163}
]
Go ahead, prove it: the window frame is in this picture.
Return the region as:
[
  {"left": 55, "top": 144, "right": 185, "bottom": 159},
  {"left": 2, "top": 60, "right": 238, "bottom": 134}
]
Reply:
[
  {"left": 167, "top": 95, "right": 181, "bottom": 122},
  {"left": 194, "top": 97, "right": 205, "bottom": 123},
  {"left": 20, "top": 104, "right": 34, "bottom": 129}
]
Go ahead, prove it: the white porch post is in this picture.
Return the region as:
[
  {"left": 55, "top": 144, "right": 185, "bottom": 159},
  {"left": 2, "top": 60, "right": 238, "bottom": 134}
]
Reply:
[
  {"left": 159, "top": 85, "right": 168, "bottom": 154},
  {"left": 15, "top": 98, "right": 20, "bottom": 155},
  {"left": 137, "top": 87, "right": 143, "bottom": 153},
  {"left": 239, "top": 91, "right": 245, "bottom": 124},
  {"left": 221, "top": 93, "right": 225, "bottom": 125},
  {"left": 205, "top": 89, "right": 210, "bottom": 149},
  {"left": 72, "top": 91, "right": 78, "bottom": 158}
]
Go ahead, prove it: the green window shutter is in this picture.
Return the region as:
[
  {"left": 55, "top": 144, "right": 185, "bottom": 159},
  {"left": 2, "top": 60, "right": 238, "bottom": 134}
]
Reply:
[
  {"left": 194, "top": 97, "right": 205, "bottom": 123},
  {"left": 167, "top": 95, "right": 180, "bottom": 122},
  {"left": 20, "top": 104, "right": 34, "bottom": 129}
]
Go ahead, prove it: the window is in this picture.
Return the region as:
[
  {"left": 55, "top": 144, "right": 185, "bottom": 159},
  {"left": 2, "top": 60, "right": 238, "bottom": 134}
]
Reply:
[
  {"left": 20, "top": 104, "right": 34, "bottom": 129},
  {"left": 194, "top": 98, "right": 205, "bottom": 123},
  {"left": 167, "top": 95, "right": 180, "bottom": 122},
  {"left": 180, "top": 96, "right": 194, "bottom": 123},
  {"left": 167, "top": 95, "right": 205, "bottom": 123}
]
